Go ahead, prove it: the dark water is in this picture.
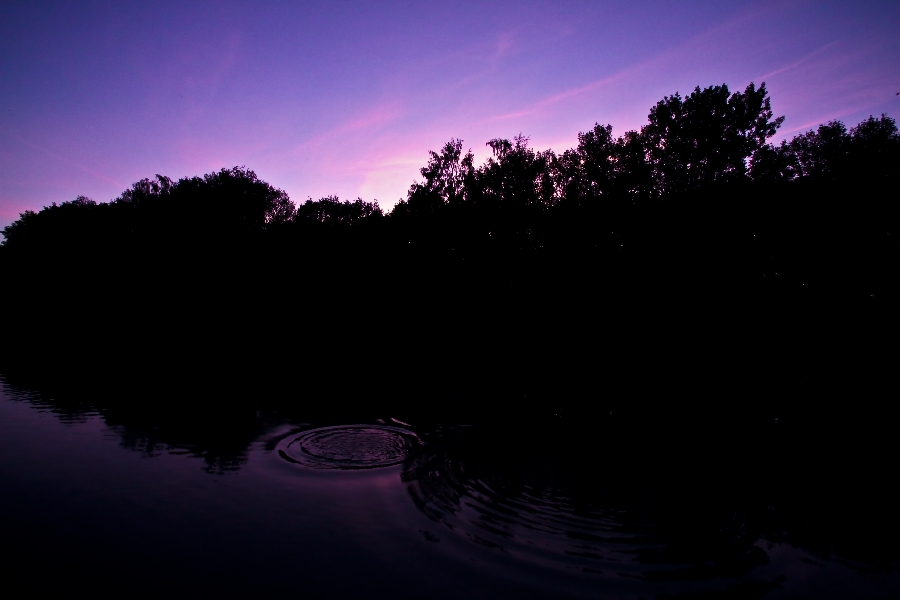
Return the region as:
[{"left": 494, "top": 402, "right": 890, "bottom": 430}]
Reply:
[{"left": 1, "top": 380, "right": 897, "bottom": 599}]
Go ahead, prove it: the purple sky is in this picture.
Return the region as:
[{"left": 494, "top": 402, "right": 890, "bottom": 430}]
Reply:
[{"left": 2, "top": 0, "right": 898, "bottom": 229}]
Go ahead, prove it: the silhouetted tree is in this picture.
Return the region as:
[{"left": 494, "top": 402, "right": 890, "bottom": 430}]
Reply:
[
  {"left": 751, "top": 113, "right": 898, "bottom": 185},
  {"left": 849, "top": 114, "right": 900, "bottom": 180},
  {"left": 785, "top": 120, "right": 851, "bottom": 181},
  {"left": 405, "top": 139, "right": 475, "bottom": 214},
  {"left": 470, "top": 135, "right": 555, "bottom": 210},
  {"left": 164, "top": 166, "right": 295, "bottom": 232},
  {"left": 295, "top": 195, "right": 383, "bottom": 226},
  {"left": 2, "top": 83, "right": 896, "bottom": 418},
  {"left": 115, "top": 174, "right": 174, "bottom": 205},
  {"left": 0, "top": 195, "right": 117, "bottom": 253},
  {"left": 641, "top": 82, "right": 784, "bottom": 194},
  {"left": 550, "top": 124, "right": 616, "bottom": 206},
  {"left": 611, "top": 129, "right": 655, "bottom": 201},
  {"left": 748, "top": 140, "right": 800, "bottom": 183}
]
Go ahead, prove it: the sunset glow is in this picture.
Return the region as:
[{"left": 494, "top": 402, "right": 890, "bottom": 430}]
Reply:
[{"left": 1, "top": 1, "right": 898, "bottom": 228}]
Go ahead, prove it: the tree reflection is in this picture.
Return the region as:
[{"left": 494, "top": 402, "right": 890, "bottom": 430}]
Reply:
[{"left": 0, "top": 374, "right": 272, "bottom": 473}]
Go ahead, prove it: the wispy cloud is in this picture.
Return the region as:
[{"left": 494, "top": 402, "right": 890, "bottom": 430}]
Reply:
[
  {"left": 755, "top": 41, "right": 840, "bottom": 82},
  {"left": 769, "top": 38, "right": 900, "bottom": 136},
  {"left": 294, "top": 101, "right": 406, "bottom": 154},
  {"left": 480, "top": 4, "right": 781, "bottom": 129},
  {"left": 778, "top": 97, "right": 894, "bottom": 136},
  {"left": 318, "top": 4, "right": 802, "bottom": 206},
  {"left": 2, "top": 131, "right": 124, "bottom": 191},
  {"left": 487, "top": 73, "right": 628, "bottom": 123}
]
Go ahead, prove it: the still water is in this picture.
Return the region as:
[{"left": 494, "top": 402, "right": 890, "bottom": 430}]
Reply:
[{"left": 1, "top": 380, "right": 896, "bottom": 599}]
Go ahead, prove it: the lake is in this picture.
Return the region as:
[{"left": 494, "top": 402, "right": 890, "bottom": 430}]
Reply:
[{"left": 1, "top": 377, "right": 896, "bottom": 599}]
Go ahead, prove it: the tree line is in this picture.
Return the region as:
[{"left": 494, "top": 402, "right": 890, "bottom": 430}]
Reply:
[
  {"left": 3, "top": 83, "right": 896, "bottom": 254},
  {"left": 0, "top": 82, "right": 896, "bottom": 414}
]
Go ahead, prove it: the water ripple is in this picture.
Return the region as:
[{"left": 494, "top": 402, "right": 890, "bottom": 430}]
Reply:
[
  {"left": 400, "top": 432, "right": 649, "bottom": 574},
  {"left": 277, "top": 425, "right": 419, "bottom": 470},
  {"left": 400, "top": 426, "right": 773, "bottom": 589}
]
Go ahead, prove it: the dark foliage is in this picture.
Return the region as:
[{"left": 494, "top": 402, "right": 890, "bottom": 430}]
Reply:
[
  {"left": 0, "top": 83, "right": 896, "bottom": 425},
  {"left": 1, "top": 83, "right": 897, "bottom": 578}
]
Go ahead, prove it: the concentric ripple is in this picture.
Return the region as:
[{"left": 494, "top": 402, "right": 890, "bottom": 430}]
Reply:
[
  {"left": 401, "top": 427, "right": 769, "bottom": 585},
  {"left": 402, "top": 445, "right": 643, "bottom": 573},
  {"left": 278, "top": 425, "right": 419, "bottom": 470}
]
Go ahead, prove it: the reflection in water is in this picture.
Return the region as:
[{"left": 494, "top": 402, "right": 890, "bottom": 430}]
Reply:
[
  {"left": 2, "top": 374, "right": 899, "bottom": 599},
  {"left": 401, "top": 426, "right": 794, "bottom": 596},
  {"left": 278, "top": 425, "right": 420, "bottom": 469},
  {"left": 0, "top": 374, "right": 283, "bottom": 474},
  {"left": 403, "top": 440, "right": 646, "bottom": 572}
]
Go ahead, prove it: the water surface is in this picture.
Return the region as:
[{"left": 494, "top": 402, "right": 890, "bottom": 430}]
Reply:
[{"left": 0, "top": 381, "right": 896, "bottom": 598}]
